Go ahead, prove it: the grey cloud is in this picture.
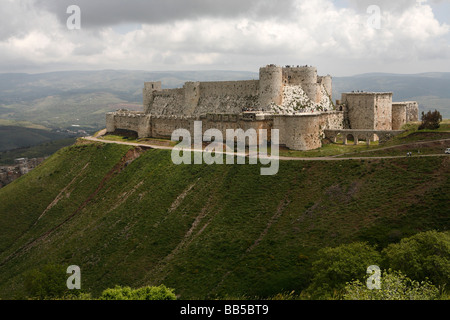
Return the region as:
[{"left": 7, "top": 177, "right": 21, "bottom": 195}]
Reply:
[
  {"left": 346, "top": 0, "right": 427, "bottom": 13},
  {"left": 35, "top": 0, "right": 297, "bottom": 27}
]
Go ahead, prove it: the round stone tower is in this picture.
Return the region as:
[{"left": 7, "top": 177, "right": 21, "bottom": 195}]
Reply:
[
  {"left": 283, "top": 66, "right": 318, "bottom": 86},
  {"left": 282, "top": 66, "right": 321, "bottom": 103},
  {"left": 259, "top": 65, "right": 283, "bottom": 109},
  {"left": 319, "top": 75, "right": 332, "bottom": 97}
]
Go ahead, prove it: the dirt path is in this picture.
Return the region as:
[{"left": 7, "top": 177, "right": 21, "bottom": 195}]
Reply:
[
  {"left": 330, "top": 138, "right": 450, "bottom": 158},
  {"left": 83, "top": 136, "right": 449, "bottom": 161}
]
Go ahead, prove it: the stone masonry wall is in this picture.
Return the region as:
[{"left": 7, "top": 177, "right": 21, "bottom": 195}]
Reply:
[
  {"left": 342, "top": 92, "right": 393, "bottom": 130},
  {"left": 106, "top": 111, "right": 344, "bottom": 151},
  {"left": 143, "top": 65, "right": 333, "bottom": 117},
  {"left": 150, "top": 114, "right": 273, "bottom": 143},
  {"left": 374, "top": 93, "right": 393, "bottom": 130},
  {"left": 392, "top": 102, "right": 419, "bottom": 130},
  {"left": 392, "top": 103, "right": 407, "bottom": 130},
  {"left": 274, "top": 112, "right": 344, "bottom": 151},
  {"left": 106, "top": 111, "right": 151, "bottom": 138},
  {"left": 150, "top": 88, "right": 185, "bottom": 116},
  {"left": 146, "top": 81, "right": 260, "bottom": 117},
  {"left": 195, "top": 80, "right": 260, "bottom": 115},
  {"left": 406, "top": 102, "right": 419, "bottom": 122}
]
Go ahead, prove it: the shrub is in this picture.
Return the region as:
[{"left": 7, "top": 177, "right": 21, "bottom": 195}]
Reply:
[{"left": 99, "top": 285, "right": 177, "bottom": 300}]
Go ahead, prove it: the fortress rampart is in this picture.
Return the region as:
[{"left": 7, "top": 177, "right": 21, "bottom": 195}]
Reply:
[{"left": 107, "top": 111, "right": 346, "bottom": 151}]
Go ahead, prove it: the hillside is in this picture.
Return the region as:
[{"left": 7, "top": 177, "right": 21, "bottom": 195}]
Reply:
[{"left": 0, "top": 141, "right": 448, "bottom": 299}]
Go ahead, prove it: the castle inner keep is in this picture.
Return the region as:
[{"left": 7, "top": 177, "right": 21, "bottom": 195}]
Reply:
[{"left": 106, "top": 64, "right": 419, "bottom": 151}]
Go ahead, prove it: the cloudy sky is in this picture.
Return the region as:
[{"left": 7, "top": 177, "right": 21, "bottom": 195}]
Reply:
[{"left": 1, "top": 0, "right": 449, "bottom": 76}]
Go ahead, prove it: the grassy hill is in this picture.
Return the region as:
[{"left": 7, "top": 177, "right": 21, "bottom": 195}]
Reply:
[{"left": 0, "top": 139, "right": 448, "bottom": 299}]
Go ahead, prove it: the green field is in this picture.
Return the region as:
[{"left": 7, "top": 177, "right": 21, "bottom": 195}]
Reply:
[{"left": 0, "top": 141, "right": 448, "bottom": 299}]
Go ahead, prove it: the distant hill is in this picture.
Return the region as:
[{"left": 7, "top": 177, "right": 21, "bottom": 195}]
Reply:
[
  {"left": 0, "top": 70, "right": 259, "bottom": 130},
  {"left": 0, "top": 137, "right": 76, "bottom": 166},
  {"left": 0, "top": 126, "right": 74, "bottom": 152},
  {"left": 0, "top": 70, "right": 449, "bottom": 132},
  {"left": 0, "top": 142, "right": 447, "bottom": 299},
  {"left": 332, "top": 72, "right": 450, "bottom": 118}
]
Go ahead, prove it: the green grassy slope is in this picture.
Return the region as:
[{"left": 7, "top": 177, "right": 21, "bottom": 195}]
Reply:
[{"left": 0, "top": 142, "right": 448, "bottom": 299}]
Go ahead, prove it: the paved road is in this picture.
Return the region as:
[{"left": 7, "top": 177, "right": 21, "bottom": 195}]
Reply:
[{"left": 83, "top": 136, "right": 449, "bottom": 162}]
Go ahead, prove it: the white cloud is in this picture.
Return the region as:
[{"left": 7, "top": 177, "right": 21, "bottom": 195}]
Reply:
[{"left": 0, "top": 0, "right": 448, "bottom": 75}]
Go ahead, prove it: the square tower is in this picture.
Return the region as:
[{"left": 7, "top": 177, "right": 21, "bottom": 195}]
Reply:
[
  {"left": 342, "top": 92, "right": 393, "bottom": 130},
  {"left": 143, "top": 81, "right": 162, "bottom": 114}
]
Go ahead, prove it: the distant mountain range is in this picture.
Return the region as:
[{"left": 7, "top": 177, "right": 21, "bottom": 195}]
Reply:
[
  {"left": 0, "top": 70, "right": 259, "bottom": 130},
  {"left": 0, "top": 70, "right": 449, "bottom": 132},
  {"left": 332, "top": 72, "right": 450, "bottom": 118}
]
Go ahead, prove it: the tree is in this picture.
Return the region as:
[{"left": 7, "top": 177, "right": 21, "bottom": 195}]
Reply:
[
  {"left": 419, "top": 110, "right": 442, "bottom": 130},
  {"left": 306, "top": 242, "right": 381, "bottom": 299},
  {"left": 343, "top": 269, "right": 440, "bottom": 300},
  {"left": 382, "top": 231, "right": 450, "bottom": 287}
]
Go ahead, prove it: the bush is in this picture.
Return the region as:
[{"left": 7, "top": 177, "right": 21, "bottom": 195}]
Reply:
[
  {"left": 99, "top": 285, "right": 177, "bottom": 300},
  {"left": 23, "top": 264, "right": 69, "bottom": 300},
  {"left": 419, "top": 110, "right": 442, "bottom": 130},
  {"left": 382, "top": 231, "right": 450, "bottom": 287},
  {"left": 343, "top": 269, "right": 440, "bottom": 300},
  {"left": 306, "top": 242, "right": 381, "bottom": 299}
]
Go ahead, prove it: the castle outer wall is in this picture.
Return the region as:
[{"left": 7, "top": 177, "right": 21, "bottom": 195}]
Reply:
[{"left": 106, "top": 111, "right": 345, "bottom": 151}]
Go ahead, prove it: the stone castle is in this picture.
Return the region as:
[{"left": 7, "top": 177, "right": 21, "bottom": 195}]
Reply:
[{"left": 106, "top": 64, "right": 419, "bottom": 151}]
